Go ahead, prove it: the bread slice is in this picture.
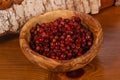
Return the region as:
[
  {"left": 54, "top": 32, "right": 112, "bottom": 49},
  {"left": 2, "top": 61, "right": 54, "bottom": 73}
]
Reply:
[
  {"left": 82, "top": 0, "right": 90, "bottom": 13},
  {"left": 89, "top": 0, "right": 99, "bottom": 14}
]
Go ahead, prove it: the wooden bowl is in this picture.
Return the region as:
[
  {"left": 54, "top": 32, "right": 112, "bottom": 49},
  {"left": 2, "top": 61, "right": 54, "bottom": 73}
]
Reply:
[{"left": 19, "top": 10, "right": 103, "bottom": 72}]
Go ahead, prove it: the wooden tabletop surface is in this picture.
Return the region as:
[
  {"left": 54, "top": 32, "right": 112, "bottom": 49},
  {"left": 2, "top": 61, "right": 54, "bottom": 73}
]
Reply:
[{"left": 0, "top": 6, "right": 120, "bottom": 80}]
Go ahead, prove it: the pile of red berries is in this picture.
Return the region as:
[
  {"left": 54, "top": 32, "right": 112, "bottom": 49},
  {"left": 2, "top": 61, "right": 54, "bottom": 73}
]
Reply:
[{"left": 30, "top": 16, "right": 93, "bottom": 60}]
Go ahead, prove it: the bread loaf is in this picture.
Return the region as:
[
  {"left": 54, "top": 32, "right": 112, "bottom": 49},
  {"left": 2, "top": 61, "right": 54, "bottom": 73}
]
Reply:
[
  {"left": 82, "top": 0, "right": 90, "bottom": 13},
  {"left": 0, "top": 0, "right": 109, "bottom": 37},
  {"left": 0, "top": 0, "right": 13, "bottom": 10},
  {"left": 115, "top": 0, "right": 120, "bottom": 6}
]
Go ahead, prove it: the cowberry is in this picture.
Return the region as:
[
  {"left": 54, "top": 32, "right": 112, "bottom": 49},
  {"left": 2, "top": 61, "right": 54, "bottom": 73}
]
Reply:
[{"left": 30, "top": 16, "right": 93, "bottom": 60}]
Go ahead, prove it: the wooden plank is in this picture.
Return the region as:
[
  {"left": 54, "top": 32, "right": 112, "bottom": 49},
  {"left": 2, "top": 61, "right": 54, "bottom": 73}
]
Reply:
[{"left": 0, "top": 6, "right": 120, "bottom": 80}]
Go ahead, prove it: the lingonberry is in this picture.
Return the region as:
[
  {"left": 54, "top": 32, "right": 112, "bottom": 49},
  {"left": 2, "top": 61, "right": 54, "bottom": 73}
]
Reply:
[{"left": 29, "top": 16, "right": 93, "bottom": 60}]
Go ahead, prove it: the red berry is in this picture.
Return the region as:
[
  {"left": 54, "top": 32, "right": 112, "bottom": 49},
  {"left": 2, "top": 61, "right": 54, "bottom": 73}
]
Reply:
[
  {"left": 60, "top": 54, "right": 66, "bottom": 60},
  {"left": 67, "top": 53, "right": 73, "bottom": 59},
  {"left": 77, "top": 52, "right": 82, "bottom": 57},
  {"left": 30, "top": 16, "right": 93, "bottom": 60},
  {"left": 53, "top": 21, "right": 58, "bottom": 27},
  {"left": 35, "top": 46, "right": 40, "bottom": 51},
  {"left": 39, "top": 38, "right": 43, "bottom": 42}
]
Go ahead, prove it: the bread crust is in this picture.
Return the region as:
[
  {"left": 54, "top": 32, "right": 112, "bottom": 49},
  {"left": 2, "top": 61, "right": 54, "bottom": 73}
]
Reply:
[
  {"left": 14, "top": 0, "right": 23, "bottom": 4},
  {"left": 0, "top": 0, "right": 13, "bottom": 10},
  {"left": 0, "top": 0, "right": 23, "bottom": 10}
]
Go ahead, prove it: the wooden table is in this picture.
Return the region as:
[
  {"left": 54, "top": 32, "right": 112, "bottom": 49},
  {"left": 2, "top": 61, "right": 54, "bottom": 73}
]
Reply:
[{"left": 0, "top": 6, "right": 120, "bottom": 80}]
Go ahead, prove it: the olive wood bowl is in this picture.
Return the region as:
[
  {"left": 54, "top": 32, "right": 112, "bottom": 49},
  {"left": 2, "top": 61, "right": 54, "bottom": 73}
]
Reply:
[{"left": 19, "top": 10, "right": 103, "bottom": 72}]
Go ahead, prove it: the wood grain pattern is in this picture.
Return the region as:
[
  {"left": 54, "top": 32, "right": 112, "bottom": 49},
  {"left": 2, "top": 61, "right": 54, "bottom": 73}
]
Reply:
[
  {"left": 19, "top": 10, "right": 103, "bottom": 72},
  {"left": 0, "top": 6, "right": 120, "bottom": 80}
]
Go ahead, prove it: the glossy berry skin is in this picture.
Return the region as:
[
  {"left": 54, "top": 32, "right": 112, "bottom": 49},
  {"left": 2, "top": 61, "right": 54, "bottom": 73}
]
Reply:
[{"left": 30, "top": 16, "right": 93, "bottom": 60}]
